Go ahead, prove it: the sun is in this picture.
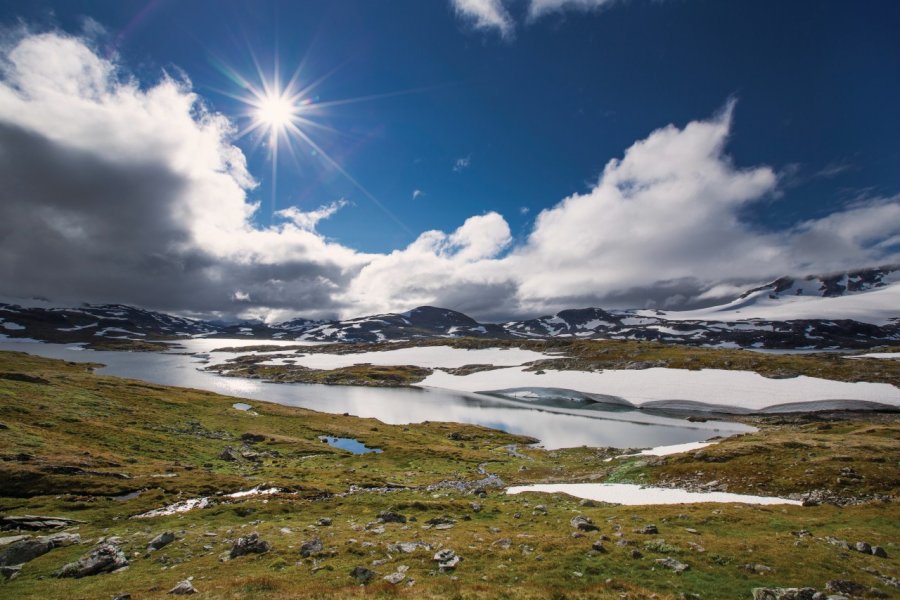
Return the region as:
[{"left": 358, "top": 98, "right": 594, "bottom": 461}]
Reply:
[{"left": 254, "top": 92, "right": 296, "bottom": 131}]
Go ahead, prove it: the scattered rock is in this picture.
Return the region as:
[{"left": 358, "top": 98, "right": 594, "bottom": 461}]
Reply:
[
  {"left": 591, "top": 541, "right": 607, "bottom": 553},
  {"left": 491, "top": 539, "right": 512, "bottom": 550},
  {"left": 350, "top": 566, "right": 376, "bottom": 584},
  {"left": 317, "top": 518, "right": 332, "bottom": 527},
  {"left": 751, "top": 588, "right": 818, "bottom": 600},
  {"left": 0, "top": 515, "right": 84, "bottom": 531},
  {"left": 579, "top": 499, "right": 596, "bottom": 507},
  {"left": 240, "top": 433, "right": 266, "bottom": 443},
  {"left": 655, "top": 557, "right": 689, "bottom": 573},
  {"left": 300, "top": 538, "right": 324, "bottom": 558},
  {"left": 218, "top": 447, "right": 240, "bottom": 462},
  {"left": 470, "top": 502, "right": 482, "bottom": 513},
  {"left": 425, "top": 516, "right": 456, "bottom": 530},
  {"left": 570, "top": 516, "right": 599, "bottom": 532},
  {"left": 168, "top": 579, "right": 198, "bottom": 595},
  {"left": 147, "top": 532, "right": 175, "bottom": 553},
  {"left": 825, "top": 580, "right": 867, "bottom": 596},
  {"left": 378, "top": 511, "right": 406, "bottom": 524},
  {"left": 871, "top": 546, "right": 888, "bottom": 558},
  {"left": 388, "top": 541, "right": 432, "bottom": 554},
  {"left": 630, "top": 549, "right": 643, "bottom": 559},
  {"left": 635, "top": 524, "right": 659, "bottom": 535},
  {"left": 229, "top": 532, "right": 270, "bottom": 559},
  {"left": 0, "top": 565, "right": 21, "bottom": 580},
  {"left": 741, "top": 563, "right": 774, "bottom": 574},
  {"left": 56, "top": 542, "right": 128, "bottom": 578},
  {"left": 383, "top": 565, "right": 409, "bottom": 585},
  {"left": 113, "top": 593, "right": 132, "bottom": 600},
  {"left": 434, "top": 549, "right": 460, "bottom": 570},
  {"left": 532, "top": 504, "right": 547, "bottom": 515}
]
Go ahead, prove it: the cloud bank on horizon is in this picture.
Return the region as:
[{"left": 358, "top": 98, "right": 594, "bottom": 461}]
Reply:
[{"left": 0, "top": 31, "right": 898, "bottom": 322}]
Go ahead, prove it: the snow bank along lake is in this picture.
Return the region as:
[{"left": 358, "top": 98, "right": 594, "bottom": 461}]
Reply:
[
  {"left": 507, "top": 483, "right": 802, "bottom": 506},
  {"left": 0, "top": 339, "right": 754, "bottom": 450}
]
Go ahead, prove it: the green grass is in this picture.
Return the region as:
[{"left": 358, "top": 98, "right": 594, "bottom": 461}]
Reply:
[{"left": 0, "top": 351, "right": 898, "bottom": 599}]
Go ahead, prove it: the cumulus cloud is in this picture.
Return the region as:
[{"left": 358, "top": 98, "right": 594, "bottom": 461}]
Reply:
[
  {"left": 450, "top": 0, "right": 515, "bottom": 38},
  {"left": 1, "top": 30, "right": 898, "bottom": 323},
  {"left": 0, "top": 31, "right": 366, "bottom": 320},
  {"left": 275, "top": 200, "right": 348, "bottom": 232},
  {"left": 342, "top": 100, "right": 900, "bottom": 317}
]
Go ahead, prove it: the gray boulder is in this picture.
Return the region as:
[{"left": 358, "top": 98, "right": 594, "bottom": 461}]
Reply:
[
  {"left": 635, "top": 524, "right": 659, "bottom": 535},
  {"left": 655, "top": 557, "right": 689, "bottom": 573},
  {"left": 377, "top": 511, "right": 406, "bottom": 524},
  {"left": 434, "top": 548, "right": 460, "bottom": 570},
  {"left": 825, "top": 580, "right": 867, "bottom": 596},
  {"left": 349, "top": 566, "right": 376, "bottom": 584},
  {"left": 299, "top": 538, "right": 324, "bottom": 558},
  {"left": 147, "top": 532, "right": 176, "bottom": 553},
  {"left": 56, "top": 542, "right": 128, "bottom": 578},
  {"left": 0, "top": 532, "right": 80, "bottom": 566},
  {"left": 751, "top": 589, "right": 818, "bottom": 600},
  {"left": 388, "top": 541, "right": 432, "bottom": 554},
  {"left": 229, "top": 532, "right": 270, "bottom": 559},
  {"left": 570, "top": 516, "right": 599, "bottom": 532},
  {"left": 0, "top": 537, "right": 53, "bottom": 566},
  {"left": 168, "top": 579, "right": 198, "bottom": 594}
]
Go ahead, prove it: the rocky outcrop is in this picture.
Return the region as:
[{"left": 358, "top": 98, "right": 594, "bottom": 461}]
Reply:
[
  {"left": 56, "top": 542, "right": 128, "bottom": 578},
  {"left": 229, "top": 532, "right": 270, "bottom": 559},
  {"left": 0, "top": 532, "right": 79, "bottom": 566}
]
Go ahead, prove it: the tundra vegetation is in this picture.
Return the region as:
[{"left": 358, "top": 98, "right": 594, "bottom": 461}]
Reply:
[{"left": 0, "top": 351, "right": 897, "bottom": 599}]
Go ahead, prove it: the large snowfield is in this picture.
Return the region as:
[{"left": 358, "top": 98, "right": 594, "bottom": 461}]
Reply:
[
  {"left": 257, "top": 345, "right": 549, "bottom": 370},
  {"left": 507, "top": 483, "right": 802, "bottom": 506},
  {"left": 642, "top": 281, "right": 900, "bottom": 325}
]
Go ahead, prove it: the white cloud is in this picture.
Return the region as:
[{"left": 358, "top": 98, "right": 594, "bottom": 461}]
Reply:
[
  {"left": 528, "top": 0, "right": 618, "bottom": 20},
  {"left": 1, "top": 31, "right": 898, "bottom": 323},
  {"left": 450, "top": 0, "right": 515, "bottom": 38},
  {"left": 453, "top": 155, "right": 471, "bottom": 172},
  {"left": 275, "top": 199, "right": 347, "bottom": 232},
  {"left": 412, "top": 189, "right": 425, "bottom": 200}
]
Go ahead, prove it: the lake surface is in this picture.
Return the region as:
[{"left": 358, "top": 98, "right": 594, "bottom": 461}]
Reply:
[{"left": 0, "top": 339, "right": 753, "bottom": 450}]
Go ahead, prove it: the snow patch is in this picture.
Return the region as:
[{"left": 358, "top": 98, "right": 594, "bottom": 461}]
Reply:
[{"left": 507, "top": 483, "right": 801, "bottom": 506}]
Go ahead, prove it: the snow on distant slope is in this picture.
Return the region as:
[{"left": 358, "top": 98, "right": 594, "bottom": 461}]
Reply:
[
  {"left": 645, "top": 281, "right": 900, "bottom": 325},
  {"left": 420, "top": 366, "right": 900, "bottom": 412}
]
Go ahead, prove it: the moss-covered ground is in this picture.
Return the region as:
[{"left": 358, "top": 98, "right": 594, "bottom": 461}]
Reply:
[{"left": 0, "top": 351, "right": 897, "bottom": 599}]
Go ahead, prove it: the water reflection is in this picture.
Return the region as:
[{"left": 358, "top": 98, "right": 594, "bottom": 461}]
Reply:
[{"left": 0, "top": 341, "right": 752, "bottom": 450}]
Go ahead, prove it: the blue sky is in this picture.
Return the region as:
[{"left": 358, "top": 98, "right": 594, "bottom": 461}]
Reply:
[
  {"left": 6, "top": 0, "right": 898, "bottom": 252},
  {"left": 0, "top": 0, "right": 898, "bottom": 319}
]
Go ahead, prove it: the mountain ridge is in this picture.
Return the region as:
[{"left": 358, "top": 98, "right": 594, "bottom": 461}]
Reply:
[{"left": 2, "top": 266, "right": 898, "bottom": 349}]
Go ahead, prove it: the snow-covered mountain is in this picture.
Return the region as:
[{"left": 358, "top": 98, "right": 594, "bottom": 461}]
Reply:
[
  {"left": 2, "top": 266, "right": 898, "bottom": 349},
  {"left": 283, "top": 306, "right": 510, "bottom": 343},
  {"left": 0, "top": 301, "right": 217, "bottom": 342}
]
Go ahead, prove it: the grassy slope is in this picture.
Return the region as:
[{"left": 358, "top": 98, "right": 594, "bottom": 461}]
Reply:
[{"left": 0, "top": 351, "right": 897, "bottom": 599}]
